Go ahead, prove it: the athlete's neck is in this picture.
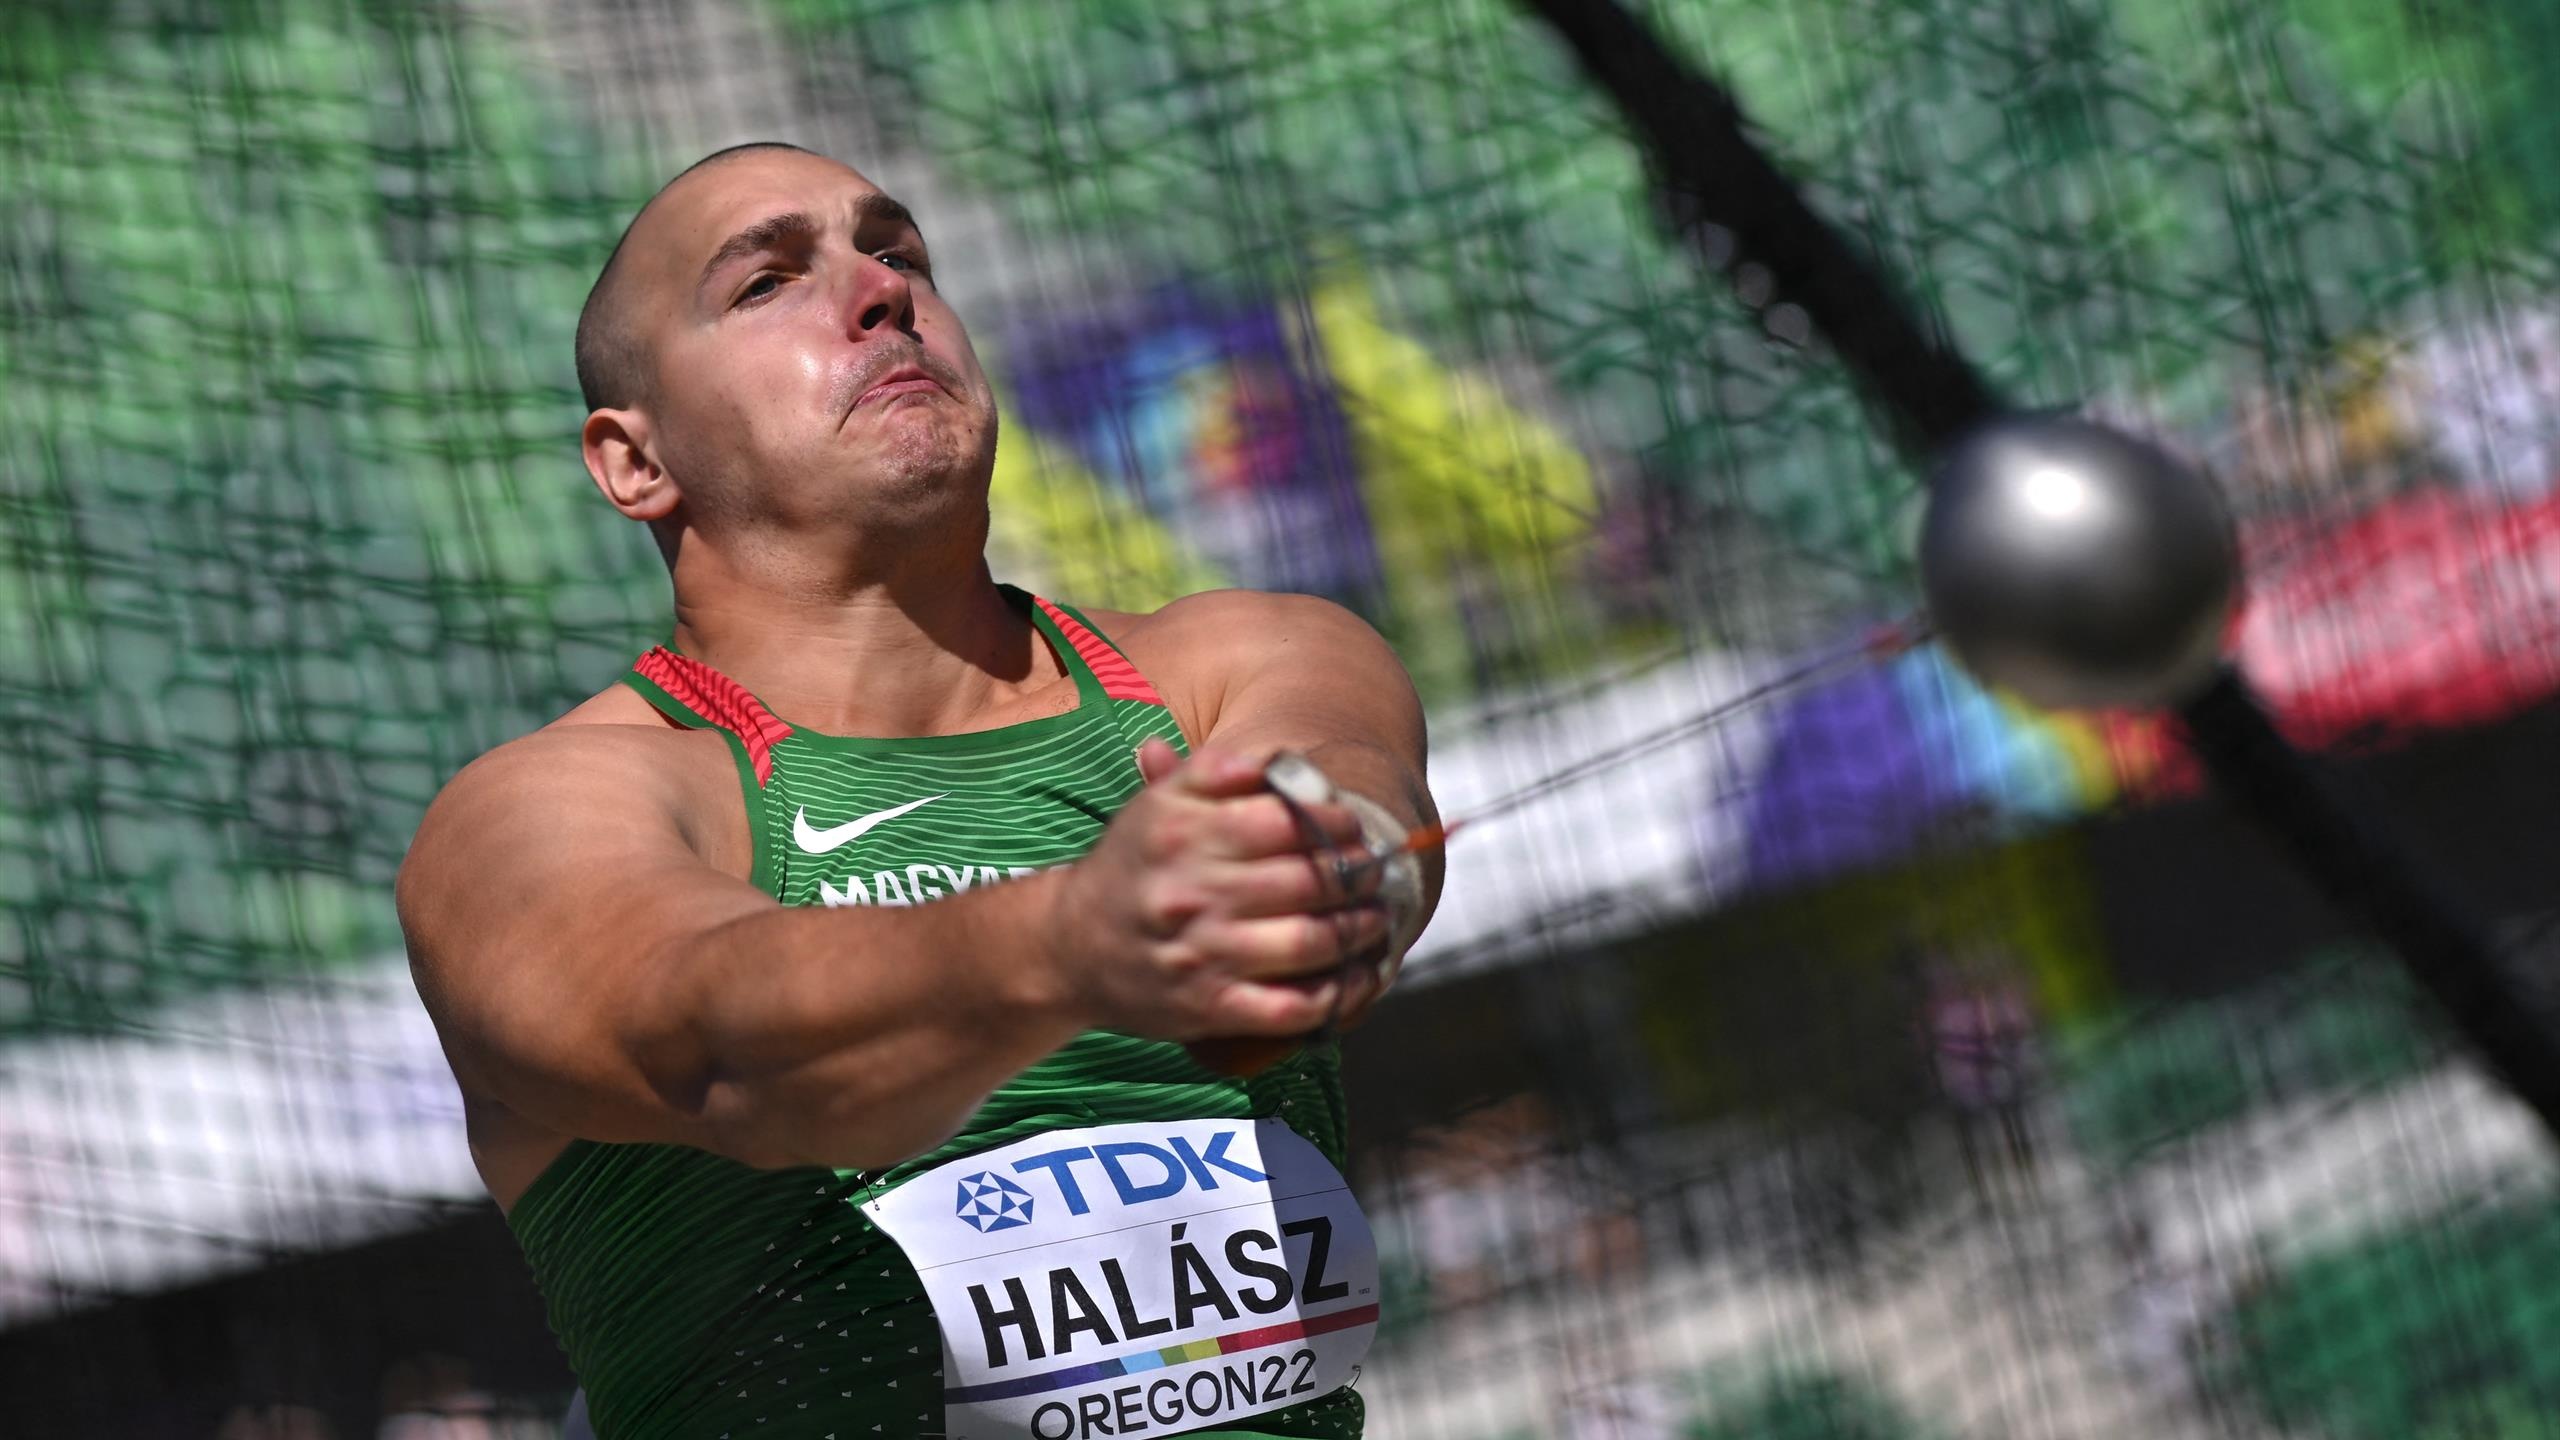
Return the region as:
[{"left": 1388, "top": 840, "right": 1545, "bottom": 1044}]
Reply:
[{"left": 668, "top": 554, "right": 1045, "bottom": 738}]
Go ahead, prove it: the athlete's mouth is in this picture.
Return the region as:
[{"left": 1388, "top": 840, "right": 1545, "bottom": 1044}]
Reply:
[{"left": 853, "top": 365, "right": 948, "bottom": 408}]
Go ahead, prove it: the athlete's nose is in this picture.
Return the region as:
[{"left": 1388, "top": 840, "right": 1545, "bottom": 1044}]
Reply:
[{"left": 842, "top": 252, "right": 919, "bottom": 342}]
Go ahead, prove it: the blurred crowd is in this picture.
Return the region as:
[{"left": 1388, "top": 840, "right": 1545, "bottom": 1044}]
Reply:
[{"left": 2209, "top": 303, "right": 2560, "bottom": 513}]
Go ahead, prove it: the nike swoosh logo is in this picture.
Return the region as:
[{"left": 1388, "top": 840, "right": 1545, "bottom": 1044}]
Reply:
[{"left": 793, "top": 795, "right": 945, "bottom": 854}]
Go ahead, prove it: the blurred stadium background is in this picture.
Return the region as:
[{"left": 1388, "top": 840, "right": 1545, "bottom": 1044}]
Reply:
[{"left": 11, "top": 0, "right": 2560, "bottom": 1435}]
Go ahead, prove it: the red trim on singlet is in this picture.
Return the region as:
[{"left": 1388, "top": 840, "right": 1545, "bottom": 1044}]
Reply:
[
  {"left": 632, "top": 647, "right": 795, "bottom": 786},
  {"left": 1033, "top": 597, "right": 1167, "bottom": 706}
]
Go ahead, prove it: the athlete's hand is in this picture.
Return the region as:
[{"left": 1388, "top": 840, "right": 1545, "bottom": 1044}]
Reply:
[{"left": 1044, "top": 739, "right": 1391, "bottom": 1053}]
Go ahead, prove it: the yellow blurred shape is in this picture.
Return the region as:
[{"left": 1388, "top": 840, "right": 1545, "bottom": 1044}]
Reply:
[
  {"left": 985, "top": 408, "right": 1227, "bottom": 612},
  {"left": 1303, "top": 274, "right": 1599, "bottom": 688},
  {"left": 1306, "top": 274, "right": 1594, "bottom": 551}
]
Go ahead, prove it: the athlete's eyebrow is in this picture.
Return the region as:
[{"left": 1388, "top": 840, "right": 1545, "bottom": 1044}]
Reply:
[
  {"left": 696, "top": 194, "right": 924, "bottom": 296},
  {"left": 699, "top": 210, "right": 819, "bottom": 293},
  {"left": 850, "top": 191, "right": 921, "bottom": 238}
]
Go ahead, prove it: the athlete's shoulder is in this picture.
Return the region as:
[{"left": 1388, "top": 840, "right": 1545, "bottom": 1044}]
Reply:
[
  {"left": 548, "top": 676, "right": 688, "bottom": 734},
  {"left": 487, "top": 681, "right": 716, "bottom": 772},
  {"left": 1076, "top": 588, "right": 1388, "bottom": 664},
  {"left": 425, "top": 684, "right": 734, "bottom": 837},
  {"left": 1063, "top": 590, "right": 1409, "bottom": 741},
  {"left": 407, "top": 681, "right": 753, "bottom": 891}
]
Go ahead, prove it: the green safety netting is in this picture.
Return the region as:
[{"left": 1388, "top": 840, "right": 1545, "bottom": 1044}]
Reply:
[{"left": 6, "top": 3, "right": 2560, "bottom": 1437}]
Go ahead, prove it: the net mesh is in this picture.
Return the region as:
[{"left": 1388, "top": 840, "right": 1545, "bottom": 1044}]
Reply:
[{"left": 8, "top": 0, "right": 2560, "bottom": 1435}]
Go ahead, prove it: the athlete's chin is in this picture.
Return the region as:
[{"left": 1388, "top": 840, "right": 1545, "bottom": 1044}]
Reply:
[
  {"left": 845, "top": 436, "right": 993, "bottom": 526},
  {"left": 864, "top": 411, "right": 993, "bottom": 488}
]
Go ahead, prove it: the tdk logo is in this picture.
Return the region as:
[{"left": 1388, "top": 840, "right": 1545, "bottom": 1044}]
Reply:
[
  {"left": 955, "top": 1172, "right": 1036, "bottom": 1233},
  {"left": 1002, "top": 1130, "right": 1270, "bottom": 1218}
]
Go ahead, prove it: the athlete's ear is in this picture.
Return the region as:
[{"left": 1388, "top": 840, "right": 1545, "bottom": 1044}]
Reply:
[{"left": 583, "top": 407, "right": 679, "bottom": 524}]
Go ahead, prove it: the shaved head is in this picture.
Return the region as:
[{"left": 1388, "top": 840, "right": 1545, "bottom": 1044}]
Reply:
[
  {"left": 570, "top": 140, "right": 998, "bottom": 580},
  {"left": 574, "top": 141, "right": 812, "bottom": 413}
]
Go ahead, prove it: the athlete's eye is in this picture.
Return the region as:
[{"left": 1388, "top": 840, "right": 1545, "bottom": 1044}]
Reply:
[
  {"left": 877, "top": 248, "right": 933, "bottom": 282},
  {"left": 735, "top": 272, "right": 785, "bottom": 306}
]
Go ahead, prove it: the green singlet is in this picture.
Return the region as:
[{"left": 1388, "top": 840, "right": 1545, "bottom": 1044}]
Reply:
[{"left": 506, "top": 587, "right": 1363, "bottom": 1440}]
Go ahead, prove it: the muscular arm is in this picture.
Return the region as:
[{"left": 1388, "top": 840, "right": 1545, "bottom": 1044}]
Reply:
[
  {"left": 401, "top": 725, "right": 1373, "bottom": 1177},
  {"left": 1161, "top": 589, "right": 1442, "bottom": 924},
  {"left": 1141, "top": 590, "right": 1442, "bottom": 1059},
  {"left": 401, "top": 728, "right": 1088, "bottom": 1172}
]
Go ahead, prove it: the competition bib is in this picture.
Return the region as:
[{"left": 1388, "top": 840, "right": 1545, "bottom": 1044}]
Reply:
[{"left": 865, "top": 1117, "right": 1379, "bottom": 1439}]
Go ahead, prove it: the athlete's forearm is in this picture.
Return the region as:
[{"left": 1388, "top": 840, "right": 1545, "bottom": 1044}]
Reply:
[{"left": 646, "top": 870, "right": 1089, "bottom": 1170}]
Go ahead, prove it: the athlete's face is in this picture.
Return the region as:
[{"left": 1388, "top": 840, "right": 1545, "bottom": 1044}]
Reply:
[{"left": 607, "top": 150, "right": 998, "bottom": 541}]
